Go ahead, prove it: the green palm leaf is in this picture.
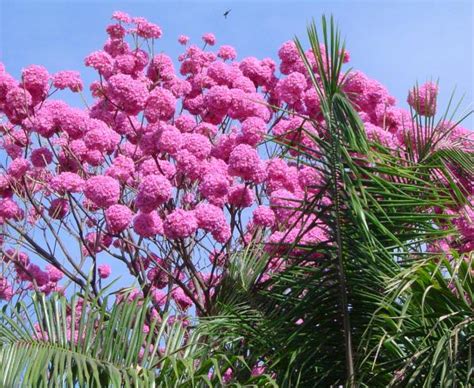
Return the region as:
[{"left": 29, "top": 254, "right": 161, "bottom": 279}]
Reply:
[
  {"left": 366, "top": 252, "right": 473, "bottom": 387},
  {"left": 0, "top": 290, "right": 252, "bottom": 387}
]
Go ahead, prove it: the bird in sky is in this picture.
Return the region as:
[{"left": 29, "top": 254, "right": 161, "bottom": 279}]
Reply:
[{"left": 223, "top": 9, "right": 231, "bottom": 18}]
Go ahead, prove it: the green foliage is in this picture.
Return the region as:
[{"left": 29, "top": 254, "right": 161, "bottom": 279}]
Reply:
[
  {"left": 0, "top": 289, "right": 270, "bottom": 387},
  {"left": 364, "top": 252, "right": 473, "bottom": 387}
]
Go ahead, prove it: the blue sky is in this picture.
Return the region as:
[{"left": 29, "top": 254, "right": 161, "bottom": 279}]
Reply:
[{"left": 1, "top": 0, "right": 473, "bottom": 127}]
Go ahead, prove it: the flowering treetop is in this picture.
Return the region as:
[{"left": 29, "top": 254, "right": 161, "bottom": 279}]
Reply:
[{"left": 0, "top": 11, "right": 472, "bottom": 318}]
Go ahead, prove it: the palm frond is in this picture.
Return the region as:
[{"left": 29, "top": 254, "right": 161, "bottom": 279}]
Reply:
[
  {"left": 0, "top": 291, "right": 252, "bottom": 387},
  {"left": 365, "top": 252, "right": 473, "bottom": 387},
  {"left": 0, "top": 292, "right": 157, "bottom": 386}
]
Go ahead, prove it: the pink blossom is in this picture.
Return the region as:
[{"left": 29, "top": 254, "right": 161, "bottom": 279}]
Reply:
[
  {"left": 194, "top": 203, "right": 226, "bottom": 233},
  {"left": 0, "top": 198, "right": 21, "bottom": 220},
  {"left": 204, "top": 85, "right": 232, "bottom": 115},
  {"left": 133, "top": 211, "right": 163, "bottom": 237},
  {"left": 270, "top": 189, "right": 299, "bottom": 220},
  {"left": 253, "top": 206, "right": 276, "bottom": 227},
  {"left": 171, "top": 287, "right": 193, "bottom": 310},
  {"left": 232, "top": 75, "right": 255, "bottom": 93},
  {"left": 195, "top": 122, "right": 218, "bottom": 137},
  {"left": 217, "top": 45, "right": 237, "bottom": 61},
  {"left": 266, "top": 158, "right": 300, "bottom": 193},
  {"left": 132, "top": 49, "right": 149, "bottom": 72},
  {"left": 4, "top": 87, "right": 32, "bottom": 123},
  {"left": 364, "top": 122, "right": 398, "bottom": 149},
  {"left": 56, "top": 106, "right": 89, "bottom": 139},
  {"left": 240, "top": 116, "right": 267, "bottom": 146},
  {"left": 278, "top": 41, "right": 301, "bottom": 74},
  {"left": 106, "top": 155, "right": 135, "bottom": 182},
  {"left": 303, "top": 88, "right": 321, "bottom": 117},
  {"left": 276, "top": 72, "right": 307, "bottom": 105},
  {"left": 50, "top": 172, "right": 84, "bottom": 194},
  {"left": 206, "top": 61, "right": 233, "bottom": 85},
  {"left": 84, "top": 176, "right": 120, "bottom": 208},
  {"left": 106, "top": 24, "right": 126, "bottom": 39},
  {"left": 178, "top": 35, "right": 189, "bottom": 45},
  {"left": 163, "top": 209, "right": 198, "bottom": 239},
  {"left": 228, "top": 185, "right": 254, "bottom": 208},
  {"left": 7, "top": 128, "right": 29, "bottom": 147},
  {"left": 202, "top": 33, "right": 216, "bottom": 46},
  {"left": 46, "top": 265, "right": 64, "bottom": 282},
  {"left": 211, "top": 132, "right": 238, "bottom": 161},
  {"left": 103, "top": 38, "right": 130, "bottom": 57},
  {"left": 0, "top": 277, "right": 14, "bottom": 301},
  {"left": 0, "top": 174, "right": 11, "bottom": 197},
  {"left": 7, "top": 158, "right": 30, "bottom": 179},
  {"left": 125, "top": 252, "right": 146, "bottom": 272},
  {"left": 21, "top": 65, "right": 49, "bottom": 101},
  {"left": 98, "top": 264, "right": 111, "bottom": 279},
  {"left": 407, "top": 81, "right": 438, "bottom": 117},
  {"left": 27, "top": 264, "right": 50, "bottom": 287},
  {"left": 266, "top": 228, "right": 300, "bottom": 256},
  {"left": 136, "top": 174, "right": 172, "bottom": 212},
  {"left": 147, "top": 265, "right": 169, "bottom": 290},
  {"left": 30, "top": 147, "right": 53, "bottom": 167},
  {"left": 228, "top": 144, "right": 261, "bottom": 181},
  {"left": 3, "top": 250, "right": 29, "bottom": 266},
  {"left": 107, "top": 74, "right": 148, "bottom": 115},
  {"left": 341, "top": 48, "right": 351, "bottom": 63},
  {"left": 113, "top": 54, "right": 136, "bottom": 75},
  {"left": 453, "top": 204, "right": 474, "bottom": 241},
  {"left": 84, "top": 51, "right": 114, "bottom": 78},
  {"left": 112, "top": 11, "right": 132, "bottom": 23},
  {"left": 111, "top": 112, "right": 139, "bottom": 136},
  {"left": 181, "top": 133, "right": 212, "bottom": 159},
  {"left": 85, "top": 149, "right": 105, "bottom": 166},
  {"left": 49, "top": 198, "right": 69, "bottom": 219},
  {"left": 147, "top": 54, "right": 175, "bottom": 82},
  {"left": 239, "top": 57, "right": 272, "bottom": 87},
  {"left": 151, "top": 288, "right": 167, "bottom": 306},
  {"left": 133, "top": 17, "right": 162, "bottom": 39},
  {"left": 228, "top": 89, "right": 265, "bottom": 121},
  {"left": 199, "top": 172, "right": 230, "bottom": 205},
  {"left": 175, "top": 150, "right": 207, "bottom": 181},
  {"left": 174, "top": 114, "right": 195, "bottom": 133},
  {"left": 298, "top": 165, "right": 323, "bottom": 191},
  {"left": 0, "top": 71, "right": 17, "bottom": 106},
  {"left": 105, "top": 204, "right": 133, "bottom": 234},
  {"left": 182, "top": 94, "right": 204, "bottom": 115},
  {"left": 144, "top": 88, "right": 176, "bottom": 122},
  {"left": 2, "top": 141, "right": 22, "bottom": 160},
  {"left": 52, "top": 71, "right": 83, "bottom": 92},
  {"left": 155, "top": 124, "right": 183, "bottom": 155},
  {"left": 165, "top": 77, "right": 192, "bottom": 98},
  {"left": 139, "top": 158, "right": 176, "bottom": 180}
]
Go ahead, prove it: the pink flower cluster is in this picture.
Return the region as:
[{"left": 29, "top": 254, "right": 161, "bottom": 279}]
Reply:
[
  {"left": 0, "top": 11, "right": 471, "bottom": 313},
  {"left": 0, "top": 249, "right": 65, "bottom": 299},
  {"left": 407, "top": 81, "right": 438, "bottom": 117}
]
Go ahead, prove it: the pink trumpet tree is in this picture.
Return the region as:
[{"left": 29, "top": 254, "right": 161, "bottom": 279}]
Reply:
[{"left": 0, "top": 11, "right": 472, "bottom": 318}]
